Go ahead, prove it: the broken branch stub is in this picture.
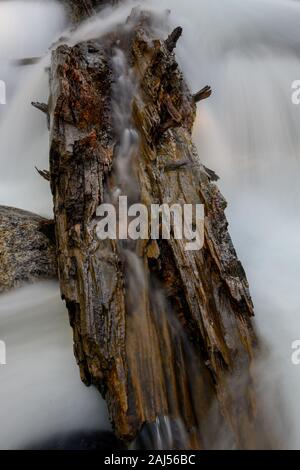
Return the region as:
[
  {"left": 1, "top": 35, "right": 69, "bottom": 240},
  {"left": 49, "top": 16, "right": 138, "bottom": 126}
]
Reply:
[{"left": 193, "top": 85, "right": 212, "bottom": 102}]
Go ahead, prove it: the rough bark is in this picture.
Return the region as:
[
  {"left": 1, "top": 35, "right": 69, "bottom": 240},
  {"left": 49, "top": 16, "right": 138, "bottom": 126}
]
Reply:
[
  {"left": 0, "top": 206, "right": 57, "bottom": 293},
  {"left": 49, "top": 7, "right": 267, "bottom": 448}
]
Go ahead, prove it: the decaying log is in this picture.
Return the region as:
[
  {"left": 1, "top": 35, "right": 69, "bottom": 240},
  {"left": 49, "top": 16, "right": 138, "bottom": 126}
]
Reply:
[
  {"left": 49, "top": 7, "right": 268, "bottom": 449},
  {"left": 0, "top": 206, "right": 57, "bottom": 293}
]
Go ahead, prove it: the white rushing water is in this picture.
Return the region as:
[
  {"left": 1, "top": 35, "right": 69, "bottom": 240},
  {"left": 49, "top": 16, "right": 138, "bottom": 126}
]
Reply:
[
  {"left": 0, "top": 0, "right": 66, "bottom": 216},
  {"left": 1, "top": 0, "right": 300, "bottom": 449},
  {"left": 0, "top": 282, "right": 110, "bottom": 449}
]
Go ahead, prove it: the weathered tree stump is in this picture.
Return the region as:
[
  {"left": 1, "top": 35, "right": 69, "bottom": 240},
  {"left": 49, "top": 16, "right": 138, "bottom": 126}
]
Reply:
[{"left": 48, "top": 3, "right": 268, "bottom": 448}]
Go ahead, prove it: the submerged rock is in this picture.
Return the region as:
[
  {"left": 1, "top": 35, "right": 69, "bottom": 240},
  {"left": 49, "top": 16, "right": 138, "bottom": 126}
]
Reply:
[{"left": 0, "top": 206, "right": 57, "bottom": 293}]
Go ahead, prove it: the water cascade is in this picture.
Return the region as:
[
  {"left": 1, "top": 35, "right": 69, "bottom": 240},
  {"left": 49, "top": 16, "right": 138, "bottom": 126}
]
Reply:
[{"left": 1, "top": 0, "right": 300, "bottom": 449}]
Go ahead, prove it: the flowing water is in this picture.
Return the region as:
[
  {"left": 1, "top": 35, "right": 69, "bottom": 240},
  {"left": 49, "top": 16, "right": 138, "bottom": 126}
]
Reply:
[
  {"left": 1, "top": 0, "right": 300, "bottom": 449},
  {"left": 0, "top": 282, "right": 110, "bottom": 449}
]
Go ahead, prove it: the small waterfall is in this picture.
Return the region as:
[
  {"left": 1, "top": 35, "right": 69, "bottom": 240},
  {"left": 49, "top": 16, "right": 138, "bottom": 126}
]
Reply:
[
  {"left": 1, "top": 0, "right": 300, "bottom": 450},
  {"left": 111, "top": 48, "right": 139, "bottom": 201}
]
